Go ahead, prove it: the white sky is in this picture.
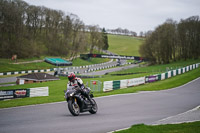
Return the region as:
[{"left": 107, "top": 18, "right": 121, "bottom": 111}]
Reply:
[{"left": 23, "top": 0, "right": 200, "bottom": 34}]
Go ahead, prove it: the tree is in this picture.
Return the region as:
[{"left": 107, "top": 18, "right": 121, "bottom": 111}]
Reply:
[
  {"left": 102, "top": 28, "right": 109, "bottom": 50},
  {"left": 69, "top": 14, "right": 86, "bottom": 60},
  {"left": 139, "top": 17, "right": 200, "bottom": 64},
  {"left": 88, "top": 25, "right": 103, "bottom": 53},
  {"left": 139, "top": 31, "right": 143, "bottom": 37},
  {"left": 0, "top": 0, "right": 90, "bottom": 58}
]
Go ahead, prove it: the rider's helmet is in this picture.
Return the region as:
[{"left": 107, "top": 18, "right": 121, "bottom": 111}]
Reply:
[{"left": 68, "top": 72, "right": 76, "bottom": 82}]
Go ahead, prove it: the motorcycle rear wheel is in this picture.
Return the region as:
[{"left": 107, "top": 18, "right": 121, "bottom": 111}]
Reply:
[{"left": 68, "top": 100, "right": 80, "bottom": 116}]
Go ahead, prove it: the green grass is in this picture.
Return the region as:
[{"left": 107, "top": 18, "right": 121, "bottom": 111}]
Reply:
[
  {"left": 108, "top": 34, "right": 144, "bottom": 56},
  {"left": 0, "top": 82, "right": 16, "bottom": 85},
  {"left": 72, "top": 58, "right": 109, "bottom": 66},
  {"left": 0, "top": 60, "right": 200, "bottom": 108},
  {"left": 109, "top": 59, "right": 200, "bottom": 76},
  {"left": 0, "top": 59, "right": 54, "bottom": 73},
  {"left": 0, "top": 57, "right": 109, "bottom": 73},
  {"left": 115, "top": 121, "right": 200, "bottom": 133}
]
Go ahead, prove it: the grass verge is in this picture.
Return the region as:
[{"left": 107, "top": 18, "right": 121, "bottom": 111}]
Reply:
[
  {"left": 110, "top": 59, "right": 200, "bottom": 76},
  {"left": 115, "top": 121, "right": 200, "bottom": 133}
]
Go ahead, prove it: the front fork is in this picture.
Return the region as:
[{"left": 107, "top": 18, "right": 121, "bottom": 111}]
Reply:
[
  {"left": 73, "top": 97, "right": 79, "bottom": 108},
  {"left": 74, "top": 98, "right": 77, "bottom": 104}
]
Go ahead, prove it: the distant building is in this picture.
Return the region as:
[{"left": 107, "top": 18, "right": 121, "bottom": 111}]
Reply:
[{"left": 16, "top": 73, "right": 59, "bottom": 85}]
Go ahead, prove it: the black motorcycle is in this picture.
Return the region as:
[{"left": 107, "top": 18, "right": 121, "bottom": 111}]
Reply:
[{"left": 64, "top": 86, "right": 98, "bottom": 116}]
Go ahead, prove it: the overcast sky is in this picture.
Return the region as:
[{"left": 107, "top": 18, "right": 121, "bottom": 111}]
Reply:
[{"left": 23, "top": 0, "right": 200, "bottom": 34}]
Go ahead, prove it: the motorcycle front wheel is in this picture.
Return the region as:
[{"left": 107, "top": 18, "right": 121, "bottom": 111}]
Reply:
[
  {"left": 89, "top": 99, "right": 98, "bottom": 114},
  {"left": 68, "top": 100, "right": 80, "bottom": 116}
]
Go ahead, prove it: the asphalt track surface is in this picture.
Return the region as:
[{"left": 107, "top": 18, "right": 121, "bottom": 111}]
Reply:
[
  {"left": 82, "top": 63, "right": 138, "bottom": 75},
  {"left": 0, "top": 78, "right": 200, "bottom": 133}
]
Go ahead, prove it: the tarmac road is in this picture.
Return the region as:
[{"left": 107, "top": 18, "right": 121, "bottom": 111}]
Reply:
[
  {"left": 82, "top": 63, "right": 138, "bottom": 75},
  {"left": 0, "top": 78, "right": 200, "bottom": 133},
  {"left": 0, "top": 77, "right": 16, "bottom": 84}
]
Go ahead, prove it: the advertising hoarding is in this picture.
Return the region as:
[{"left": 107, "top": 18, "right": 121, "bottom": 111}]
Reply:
[
  {"left": 127, "top": 77, "right": 145, "bottom": 87},
  {"left": 146, "top": 76, "right": 157, "bottom": 83}
]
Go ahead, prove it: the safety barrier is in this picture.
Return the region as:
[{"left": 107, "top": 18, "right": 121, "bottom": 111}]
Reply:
[
  {"left": 156, "top": 63, "right": 199, "bottom": 81},
  {"left": 103, "top": 63, "right": 199, "bottom": 92},
  {"left": 0, "top": 68, "right": 56, "bottom": 76},
  {"left": 103, "top": 77, "right": 145, "bottom": 92}
]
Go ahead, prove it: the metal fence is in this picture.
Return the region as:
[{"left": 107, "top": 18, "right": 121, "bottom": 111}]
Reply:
[{"left": 90, "top": 80, "right": 102, "bottom": 92}]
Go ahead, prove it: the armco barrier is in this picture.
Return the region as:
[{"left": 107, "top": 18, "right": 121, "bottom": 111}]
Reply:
[
  {"left": 103, "top": 63, "right": 199, "bottom": 92},
  {"left": 120, "top": 79, "right": 128, "bottom": 89},
  {"left": 103, "top": 77, "right": 145, "bottom": 92},
  {"left": 103, "top": 81, "right": 113, "bottom": 92},
  {"left": 0, "top": 68, "right": 55, "bottom": 76},
  {"left": 113, "top": 81, "right": 120, "bottom": 90}
]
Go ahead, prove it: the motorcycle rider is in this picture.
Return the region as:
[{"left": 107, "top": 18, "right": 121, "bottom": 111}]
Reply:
[{"left": 67, "top": 72, "right": 94, "bottom": 104}]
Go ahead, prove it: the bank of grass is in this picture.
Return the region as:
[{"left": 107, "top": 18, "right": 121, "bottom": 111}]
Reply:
[
  {"left": 0, "top": 57, "right": 109, "bottom": 73},
  {"left": 72, "top": 58, "right": 110, "bottom": 66},
  {"left": 110, "top": 59, "right": 200, "bottom": 76},
  {"left": 0, "top": 64, "right": 200, "bottom": 108},
  {"left": 115, "top": 121, "right": 200, "bottom": 133},
  {"left": 108, "top": 34, "right": 143, "bottom": 56},
  {"left": 0, "top": 59, "right": 54, "bottom": 73}
]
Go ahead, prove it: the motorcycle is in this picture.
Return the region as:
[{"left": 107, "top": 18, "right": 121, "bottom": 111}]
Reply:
[{"left": 64, "top": 86, "right": 98, "bottom": 116}]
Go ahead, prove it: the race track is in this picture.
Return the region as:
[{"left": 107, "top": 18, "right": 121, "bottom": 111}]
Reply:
[{"left": 0, "top": 78, "right": 200, "bottom": 133}]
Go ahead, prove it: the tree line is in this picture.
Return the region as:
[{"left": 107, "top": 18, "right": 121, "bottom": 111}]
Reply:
[
  {"left": 0, "top": 0, "right": 108, "bottom": 59},
  {"left": 106, "top": 27, "right": 137, "bottom": 36},
  {"left": 139, "top": 16, "right": 200, "bottom": 64}
]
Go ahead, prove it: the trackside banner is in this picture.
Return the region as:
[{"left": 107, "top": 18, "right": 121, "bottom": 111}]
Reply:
[
  {"left": 0, "top": 89, "right": 30, "bottom": 100},
  {"left": 127, "top": 77, "right": 145, "bottom": 87},
  {"left": 80, "top": 54, "right": 145, "bottom": 61},
  {"left": 146, "top": 75, "right": 158, "bottom": 83},
  {"left": 29, "top": 87, "right": 49, "bottom": 97},
  {"left": 0, "top": 87, "right": 49, "bottom": 100}
]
